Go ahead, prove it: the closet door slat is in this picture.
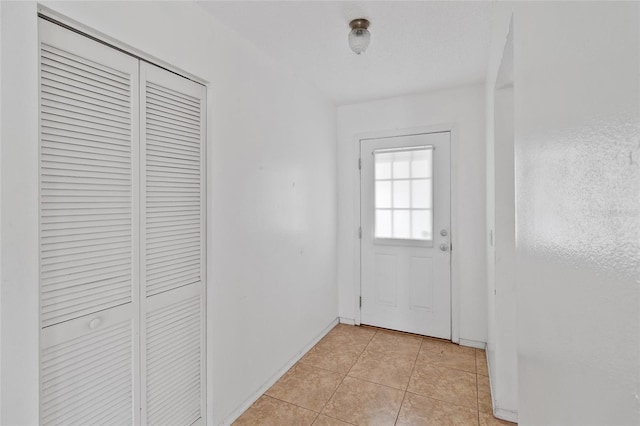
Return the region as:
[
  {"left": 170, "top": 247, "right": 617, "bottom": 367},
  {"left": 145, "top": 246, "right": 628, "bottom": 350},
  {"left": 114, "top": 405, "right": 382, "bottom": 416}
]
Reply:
[
  {"left": 40, "top": 36, "right": 134, "bottom": 326},
  {"left": 146, "top": 295, "right": 201, "bottom": 426},
  {"left": 143, "top": 69, "right": 204, "bottom": 298},
  {"left": 41, "top": 320, "right": 134, "bottom": 425}
]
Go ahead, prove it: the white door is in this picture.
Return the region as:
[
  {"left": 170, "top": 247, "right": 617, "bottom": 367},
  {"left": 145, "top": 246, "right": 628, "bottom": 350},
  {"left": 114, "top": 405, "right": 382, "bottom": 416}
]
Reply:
[
  {"left": 360, "top": 132, "right": 451, "bottom": 339},
  {"left": 38, "top": 18, "right": 141, "bottom": 425},
  {"left": 140, "top": 62, "right": 206, "bottom": 426}
]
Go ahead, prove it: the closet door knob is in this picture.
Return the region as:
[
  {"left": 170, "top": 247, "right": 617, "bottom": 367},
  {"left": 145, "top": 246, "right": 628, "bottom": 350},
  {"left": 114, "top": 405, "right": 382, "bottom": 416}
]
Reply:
[{"left": 89, "top": 318, "right": 102, "bottom": 330}]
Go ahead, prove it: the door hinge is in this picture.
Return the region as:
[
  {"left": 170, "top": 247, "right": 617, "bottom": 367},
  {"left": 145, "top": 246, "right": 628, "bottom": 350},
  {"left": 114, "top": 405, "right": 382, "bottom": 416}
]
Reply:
[
  {"left": 358, "top": 158, "right": 361, "bottom": 170},
  {"left": 359, "top": 296, "right": 362, "bottom": 308},
  {"left": 358, "top": 227, "right": 362, "bottom": 239},
  {"left": 450, "top": 242, "right": 453, "bottom": 251}
]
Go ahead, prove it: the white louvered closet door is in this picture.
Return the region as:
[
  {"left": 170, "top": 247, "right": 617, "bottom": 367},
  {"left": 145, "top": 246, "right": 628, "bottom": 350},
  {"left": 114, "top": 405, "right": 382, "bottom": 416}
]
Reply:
[
  {"left": 140, "top": 62, "right": 206, "bottom": 426},
  {"left": 38, "top": 19, "right": 140, "bottom": 425}
]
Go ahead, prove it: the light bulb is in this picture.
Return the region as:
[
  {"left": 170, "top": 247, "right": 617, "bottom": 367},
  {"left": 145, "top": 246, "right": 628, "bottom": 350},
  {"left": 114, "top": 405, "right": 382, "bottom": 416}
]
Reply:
[
  {"left": 348, "top": 18, "right": 371, "bottom": 55},
  {"left": 349, "top": 28, "right": 371, "bottom": 55}
]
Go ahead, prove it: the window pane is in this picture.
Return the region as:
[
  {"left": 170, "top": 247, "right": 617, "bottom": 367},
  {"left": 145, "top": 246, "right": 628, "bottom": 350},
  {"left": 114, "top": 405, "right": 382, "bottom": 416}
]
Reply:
[
  {"left": 375, "top": 181, "right": 391, "bottom": 208},
  {"left": 375, "top": 157, "right": 391, "bottom": 179},
  {"left": 411, "top": 179, "right": 432, "bottom": 208},
  {"left": 411, "top": 150, "right": 432, "bottom": 178},
  {"left": 393, "top": 180, "right": 410, "bottom": 208},
  {"left": 411, "top": 210, "right": 433, "bottom": 240},
  {"left": 393, "top": 210, "right": 410, "bottom": 238},
  {"left": 375, "top": 210, "right": 392, "bottom": 238},
  {"left": 392, "top": 156, "right": 410, "bottom": 178}
]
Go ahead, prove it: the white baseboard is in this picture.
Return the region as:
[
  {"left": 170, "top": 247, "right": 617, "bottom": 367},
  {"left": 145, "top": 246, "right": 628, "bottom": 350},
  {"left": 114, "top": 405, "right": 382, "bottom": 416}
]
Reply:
[
  {"left": 494, "top": 407, "right": 518, "bottom": 423},
  {"left": 486, "top": 350, "right": 518, "bottom": 423},
  {"left": 220, "top": 317, "right": 339, "bottom": 426},
  {"left": 338, "top": 317, "right": 355, "bottom": 325},
  {"left": 458, "top": 338, "right": 486, "bottom": 349}
]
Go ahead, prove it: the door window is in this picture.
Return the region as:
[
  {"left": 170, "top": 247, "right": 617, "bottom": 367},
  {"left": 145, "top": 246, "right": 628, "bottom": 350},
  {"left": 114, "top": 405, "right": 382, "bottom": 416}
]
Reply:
[{"left": 374, "top": 147, "right": 433, "bottom": 240}]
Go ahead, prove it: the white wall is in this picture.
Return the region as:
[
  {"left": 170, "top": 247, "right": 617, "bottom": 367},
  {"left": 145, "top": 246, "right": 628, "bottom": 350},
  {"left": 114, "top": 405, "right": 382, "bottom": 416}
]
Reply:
[
  {"left": 485, "top": 14, "right": 518, "bottom": 421},
  {"left": 0, "top": 2, "right": 338, "bottom": 425},
  {"left": 0, "top": 4, "right": 40, "bottom": 423},
  {"left": 508, "top": 2, "right": 639, "bottom": 424},
  {"left": 0, "top": 2, "right": 4, "bottom": 421},
  {"left": 337, "top": 85, "right": 487, "bottom": 344}
]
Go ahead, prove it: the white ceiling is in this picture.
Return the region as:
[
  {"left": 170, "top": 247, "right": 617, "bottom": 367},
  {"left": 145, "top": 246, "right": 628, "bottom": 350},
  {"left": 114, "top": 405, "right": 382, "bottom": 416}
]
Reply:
[{"left": 197, "top": 1, "right": 494, "bottom": 105}]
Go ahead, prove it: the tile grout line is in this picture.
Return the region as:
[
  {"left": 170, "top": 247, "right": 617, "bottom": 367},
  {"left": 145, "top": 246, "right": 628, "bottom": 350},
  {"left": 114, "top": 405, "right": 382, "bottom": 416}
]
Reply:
[
  {"left": 404, "top": 389, "right": 486, "bottom": 412},
  {"left": 412, "top": 361, "right": 478, "bottom": 390},
  {"left": 344, "top": 328, "right": 378, "bottom": 378},
  {"left": 393, "top": 391, "right": 408, "bottom": 426},
  {"left": 261, "top": 394, "right": 319, "bottom": 415},
  {"left": 418, "top": 360, "right": 477, "bottom": 375},
  {"left": 318, "top": 373, "right": 348, "bottom": 419},
  {"left": 476, "top": 351, "right": 480, "bottom": 426},
  {"left": 393, "top": 337, "right": 424, "bottom": 425},
  {"left": 319, "top": 412, "right": 358, "bottom": 426},
  {"left": 419, "top": 339, "right": 479, "bottom": 373},
  {"left": 435, "top": 365, "right": 477, "bottom": 374},
  {"left": 340, "top": 329, "right": 423, "bottom": 392},
  {"left": 399, "top": 362, "right": 481, "bottom": 412},
  {"left": 405, "top": 338, "right": 424, "bottom": 392},
  {"left": 315, "top": 328, "right": 378, "bottom": 424},
  {"left": 252, "top": 394, "right": 323, "bottom": 426},
  {"left": 354, "top": 326, "right": 377, "bottom": 356},
  {"left": 263, "top": 327, "right": 377, "bottom": 424},
  {"left": 297, "top": 359, "right": 353, "bottom": 376},
  {"left": 341, "top": 374, "right": 413, "bottom": 393}
]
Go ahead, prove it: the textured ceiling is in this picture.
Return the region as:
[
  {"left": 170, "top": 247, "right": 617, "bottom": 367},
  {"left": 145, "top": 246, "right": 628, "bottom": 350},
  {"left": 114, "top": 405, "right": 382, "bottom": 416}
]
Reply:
[{"left": 197, "top": 1, "right": 494, "bottom": 105}]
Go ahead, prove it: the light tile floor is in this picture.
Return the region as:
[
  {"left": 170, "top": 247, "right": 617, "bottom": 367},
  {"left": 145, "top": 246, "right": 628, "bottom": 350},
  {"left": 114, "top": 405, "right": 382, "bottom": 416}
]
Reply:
[{"left": 234, "top": 324, "right": 516, "bottom": 426}]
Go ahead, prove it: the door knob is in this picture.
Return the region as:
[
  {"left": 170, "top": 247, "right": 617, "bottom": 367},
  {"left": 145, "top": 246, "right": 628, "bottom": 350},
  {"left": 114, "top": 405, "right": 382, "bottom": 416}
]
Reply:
[
  {"left": 440, "top": 229, "right": 448, "bottom": 237},
  {"left": 89, "top": 317, "right": 103, "bottom": 330},
  {"left": 439, "top": 243, "right": 449, "bottom": 252}
]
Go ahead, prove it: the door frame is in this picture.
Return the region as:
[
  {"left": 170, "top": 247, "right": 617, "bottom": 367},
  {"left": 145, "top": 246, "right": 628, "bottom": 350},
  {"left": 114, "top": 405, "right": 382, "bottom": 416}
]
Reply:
[{"left": 352, "top": 123, "right": 460, "bottom": 343}]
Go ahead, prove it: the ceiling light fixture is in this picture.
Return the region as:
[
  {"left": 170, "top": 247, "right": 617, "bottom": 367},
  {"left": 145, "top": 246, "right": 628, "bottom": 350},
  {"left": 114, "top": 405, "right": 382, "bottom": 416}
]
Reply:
[{"left": 348, "top": 18, "right": 371, "bottom": 55}]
